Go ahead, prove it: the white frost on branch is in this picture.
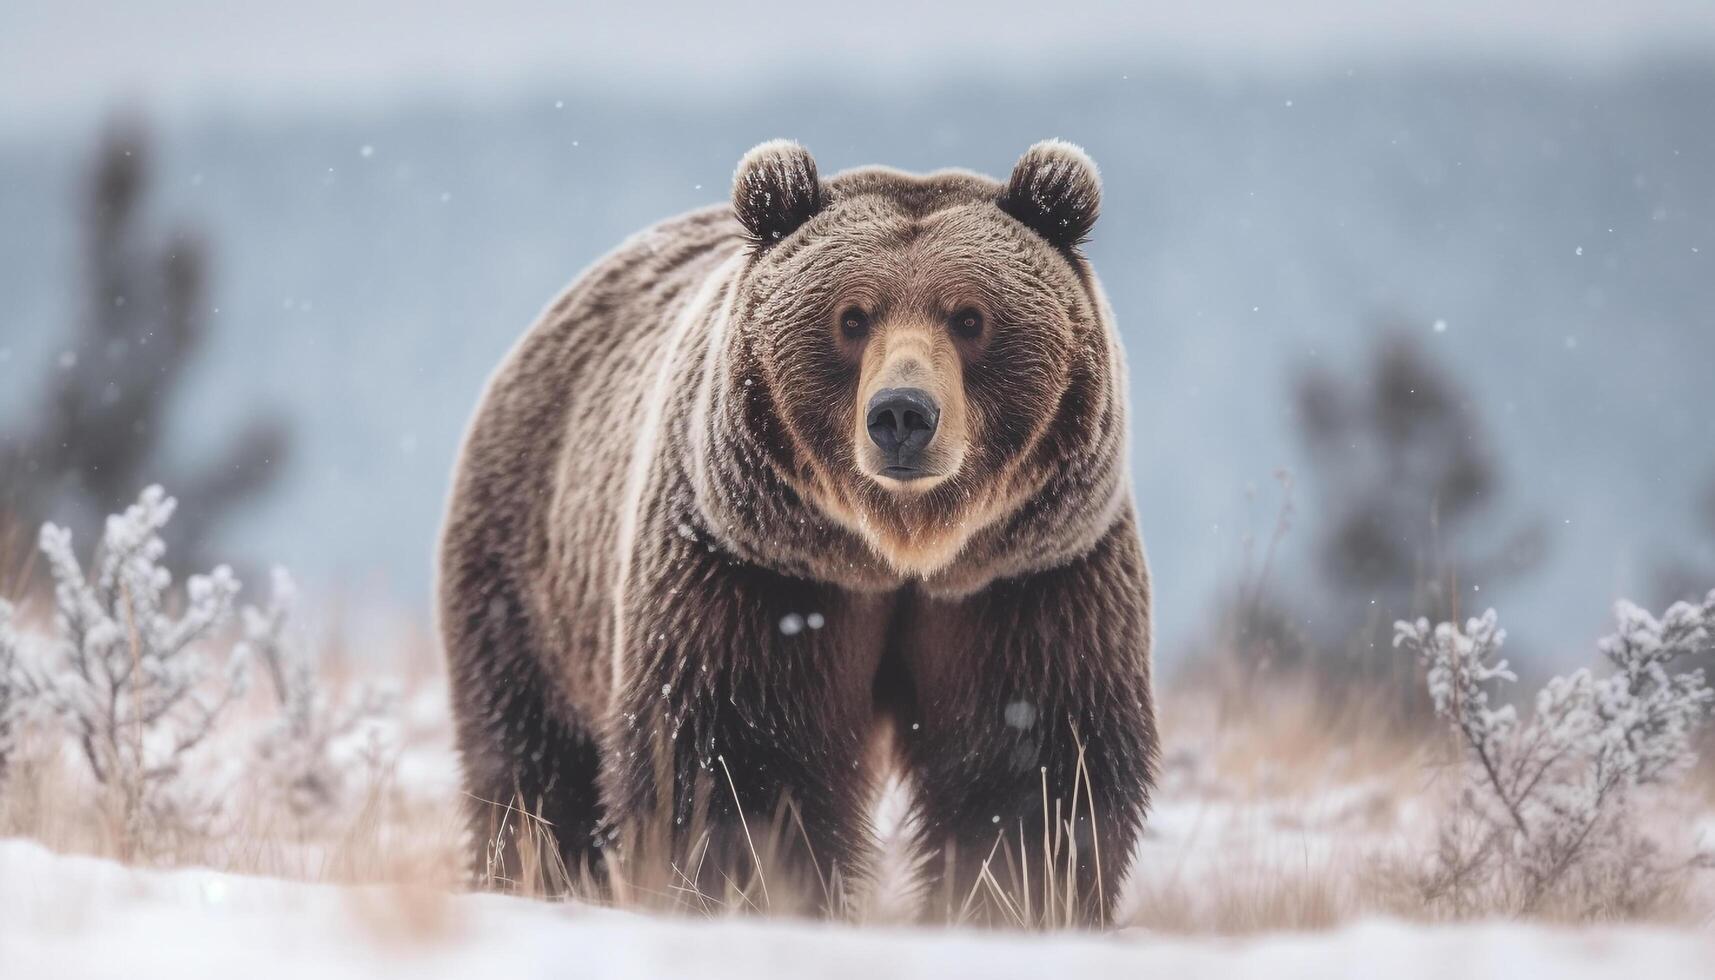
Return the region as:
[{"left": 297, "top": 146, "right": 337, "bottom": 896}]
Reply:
[
  {"left": 2, "top": 486, "right": 405, "bottom": 854},
  {"left": 243, "top": 567, "right": 397, "bottom": 824},
  {"left": 1396, "top": 590, "right": 1715, "bottom": 912},
  {"left": 32, "top": 485, "right": 251, "bottom": 849},
  {"left": 0, "top": 599, "right": 22, "bottom": 778}
]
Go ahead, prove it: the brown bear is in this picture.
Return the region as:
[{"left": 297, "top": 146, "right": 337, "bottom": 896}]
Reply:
[{"left": 438, "top": 139, "right": 1157, "bottom": 924}]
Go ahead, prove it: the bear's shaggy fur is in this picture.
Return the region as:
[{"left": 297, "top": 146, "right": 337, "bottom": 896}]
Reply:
[{"left": 438, "top": 140, "right": 1157, "bottom": 922}]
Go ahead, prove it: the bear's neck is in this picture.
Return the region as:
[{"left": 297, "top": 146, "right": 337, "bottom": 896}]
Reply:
[{"left": 682, "top": 287, "right": 902, "bottom": 592}]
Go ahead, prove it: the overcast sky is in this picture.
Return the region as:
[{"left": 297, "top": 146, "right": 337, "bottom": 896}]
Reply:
[{"left": 4, "top": 0, "right": 1715, "bottom": 129}]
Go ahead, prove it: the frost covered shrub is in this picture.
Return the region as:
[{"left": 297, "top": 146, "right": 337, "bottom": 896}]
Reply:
[
  {"left": 245, "top": 567, "right": 396, "bottom": 824},
  {"left": 0, "top": 486, "right": 403, "bottom": 860},
  {"left": 0, "top": 600, "right": 23, "bottom": 781},
  {"left": 1396, "top": 591, "right": 1715, "bottom": 916},
  {"left": 32, "top": 485, "right": 251, "bottom": 853}
]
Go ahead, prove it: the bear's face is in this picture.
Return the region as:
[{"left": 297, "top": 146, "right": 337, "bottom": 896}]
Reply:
[{"left": 726, "top": 141, "right": 1110, "bottom": 577}]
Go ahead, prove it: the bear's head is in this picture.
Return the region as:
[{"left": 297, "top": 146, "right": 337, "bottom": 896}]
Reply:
[{"left": 714, "top": 139, "right": 1125, "bottom": 587}]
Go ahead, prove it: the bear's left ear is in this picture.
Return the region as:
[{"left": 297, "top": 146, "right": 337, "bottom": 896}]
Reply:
[
  {"left": 732, "top": 139, "right": 824, "bottom": 249},
  {"left": 998, "top": 139, "right": 1101, "bottom": 252}
]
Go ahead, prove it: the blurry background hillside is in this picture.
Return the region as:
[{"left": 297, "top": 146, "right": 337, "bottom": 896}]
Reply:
[{"left": 2, "top": 1, "right": 1712, "bottom": 669}]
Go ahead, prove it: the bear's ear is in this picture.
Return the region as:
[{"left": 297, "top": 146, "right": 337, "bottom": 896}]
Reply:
[
  {"left": 732, "top": 139, "right": 823, "bottom": 248},
  {"left": 998, "top": 139, "right": 1102, "bottom": 251}
]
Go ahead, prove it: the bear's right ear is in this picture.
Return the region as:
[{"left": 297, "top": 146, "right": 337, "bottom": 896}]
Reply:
[
  {"left": 998, "top": 139, "right": 1102, "bottom": 252},
  {"left": 732, "top": 139, "right": 823, "bottom": 249}
]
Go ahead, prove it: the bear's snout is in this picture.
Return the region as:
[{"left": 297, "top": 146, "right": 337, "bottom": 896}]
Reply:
[{"left": 866, "top": 387, "right": 939, "bottom": 476}]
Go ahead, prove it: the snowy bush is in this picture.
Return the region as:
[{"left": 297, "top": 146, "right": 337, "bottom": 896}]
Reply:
[
  {"left": 31, "top": 486, "right": 251, "bottom": 852},
  {"left": 244, "top": 567, "right": 396, "bottom": 824},
  {"left": 0, "top": 485, "right": 404, "bottom": 858},
  {"left": 1396, "top": 590, "right": 1715, "bottom": 915},
  {"left": 0, "top": 599, "right": 23, "bottom": 781}
]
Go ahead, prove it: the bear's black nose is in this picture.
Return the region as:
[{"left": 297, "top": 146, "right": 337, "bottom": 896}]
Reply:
[{"left": 866, "top": 388, "right": 939, "bottom": 464}]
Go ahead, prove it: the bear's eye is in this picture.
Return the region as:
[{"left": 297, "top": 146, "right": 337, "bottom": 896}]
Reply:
[
  {"left": 950, "top": 307, "right": 984, "bottom": 340},
  {"left": 839, "top": 307, "right": 871, "bottom": 340}
]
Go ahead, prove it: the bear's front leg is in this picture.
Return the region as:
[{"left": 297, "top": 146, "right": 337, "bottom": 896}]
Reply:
[
  {"left": 902, "top": 516, "right": 1158, "bottom": 927},
  {"left": 599, "top": 543, "right": 888, "bottom": 915}
]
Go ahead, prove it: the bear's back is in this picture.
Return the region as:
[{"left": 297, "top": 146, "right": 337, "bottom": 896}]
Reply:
[{"left": 439, "top": 205, "right": 743, "bottom": 718}]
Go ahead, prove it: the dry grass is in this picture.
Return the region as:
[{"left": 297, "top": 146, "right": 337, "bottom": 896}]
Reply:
[
  {"left": 0, "top": 523, "right": 31, "bottom": 602},
  {"left": 1117, "top": 678, "right": 1430, "bottom": 934},
  {"left": 1123, "top": 672, "right": 1715, "bottom": 934},
  {"left": 3, "top": 626, "right": 1712, "bottom": 939},
  {"left": 0, "top": 613, "right": 466, "bottom": 894},
  {"left": 0, "top": 725, "right": 467, "bottom": 891}
]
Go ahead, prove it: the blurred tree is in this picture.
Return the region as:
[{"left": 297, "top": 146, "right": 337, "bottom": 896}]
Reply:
[
  {"left": 1185, "top": 471, "right": 1319, "bottom": 704},
  {"left": 1227, "top": 328, "right": 1547, "bottom": 714},
  {"left": 0, "top": 119, "right": 289, "bottom": 577}
]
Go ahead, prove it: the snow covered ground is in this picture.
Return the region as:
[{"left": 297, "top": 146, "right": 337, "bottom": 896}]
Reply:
[
  {"left": 4, "top": 837, "right": 1713, "bottom": 979},
  {"left": 5, "top": 517, "right": 1713, "bottom": 976}
]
